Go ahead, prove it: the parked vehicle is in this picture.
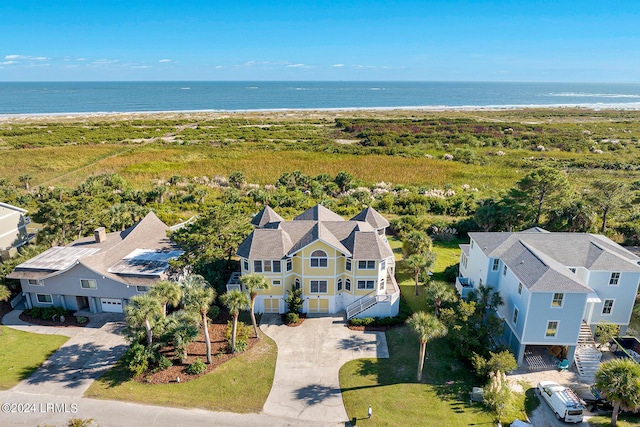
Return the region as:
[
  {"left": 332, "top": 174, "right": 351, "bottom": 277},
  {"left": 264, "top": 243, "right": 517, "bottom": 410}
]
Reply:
[
  {"left": 537, "top": 381, "right": 586, "bottom": 423},
  {"left": 573, "top": 384, "right": 611, "bottom": 412},
  {"left": 612, "top": 336, "right": 640, "bottom": 364}
]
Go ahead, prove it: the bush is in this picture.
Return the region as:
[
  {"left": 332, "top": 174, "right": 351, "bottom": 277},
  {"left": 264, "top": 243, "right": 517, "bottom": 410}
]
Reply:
[
  {"left": 284, "top": 312, "right": 300, "bottom": 324},
  {"left": 186, "top": 358, "right": 206, "bottom": 375},
  {"left": 156, "top": 355, "right": 173, "bottom": 371},
  {"left": 285, "top": 288, "right": 303, "bottom": 314},
  {"left": 349, "top": 317, "right": 374, "bottom": 326},
  {"left": 76, "top": 316, "right": 88, "bottom": 324},
  {"left": 123, "top": 343, "right": 154, "bottom": 377},
  {"left": 443, "top": 263, "right": 459, "bottom": 283},
  {"left": 207, "top": 305, "right": 220, "bottom": 321},
  {"left": 225, "top": 321, "right": 251, "bottom": 352}
]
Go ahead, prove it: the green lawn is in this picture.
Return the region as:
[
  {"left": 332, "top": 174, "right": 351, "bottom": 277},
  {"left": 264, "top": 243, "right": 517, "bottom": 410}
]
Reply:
[
  {"left": 85, "top": 335, "right": 277, "bottom": 413},
  {"left": 340, "top": 326, "right": 529, "bottom": 426},
  {"left": 0, "top": 326, "right": 69, "bottom": 389},
  {"left": 588, "top": 414, "right": 640, "bottom": 426}
]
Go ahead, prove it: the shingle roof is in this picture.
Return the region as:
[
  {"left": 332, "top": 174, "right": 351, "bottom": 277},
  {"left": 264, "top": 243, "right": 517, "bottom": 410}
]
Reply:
[
  {"left": 468, "top": 230, "right": 640, "bottom": 293},
  {"left": 8, "top": 211, "right": 181, "bottom": 285},
  {"left": 350, "top": 207, "right": 390, "bottom": 229},
  {"left": 237, "top": 205, "right": 392, "bottom": 260},
  {"left": 251, "top": 206, "right": 284, "bottom": 227}
]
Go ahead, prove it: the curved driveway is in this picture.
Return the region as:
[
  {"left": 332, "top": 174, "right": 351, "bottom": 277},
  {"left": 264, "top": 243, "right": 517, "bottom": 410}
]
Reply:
[{"left": 260, "top": 314, "right": 389, "bottom": 423}]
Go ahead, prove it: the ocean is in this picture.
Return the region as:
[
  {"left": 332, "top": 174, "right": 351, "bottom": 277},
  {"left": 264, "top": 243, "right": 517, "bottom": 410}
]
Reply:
[{"left": 1, "top": 81, "right": 640, "bottom": 115}]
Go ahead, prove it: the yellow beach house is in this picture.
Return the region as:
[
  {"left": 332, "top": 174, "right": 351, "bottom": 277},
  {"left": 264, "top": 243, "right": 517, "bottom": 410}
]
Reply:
[{"left": 234, "top": 204, "right": 399, "bottom": 318}]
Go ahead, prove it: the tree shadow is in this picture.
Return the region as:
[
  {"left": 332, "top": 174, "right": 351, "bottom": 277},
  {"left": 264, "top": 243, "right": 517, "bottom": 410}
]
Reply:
[
  {"left": 22, "top": 341, "right": 129, "bottom": 390},
  {"left": 294, "top": 384, "right": 341, "bottom": 405}
]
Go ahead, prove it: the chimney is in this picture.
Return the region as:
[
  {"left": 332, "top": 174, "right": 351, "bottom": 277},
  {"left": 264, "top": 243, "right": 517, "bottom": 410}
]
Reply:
[{"left": 94, "top": 227, "right": 107, "bottom": 243}]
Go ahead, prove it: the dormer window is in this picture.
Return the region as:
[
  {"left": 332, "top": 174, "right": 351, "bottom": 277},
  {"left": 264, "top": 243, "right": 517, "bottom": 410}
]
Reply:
[{"left": 310, "top": 250, "right": 328, "bottom": 268}]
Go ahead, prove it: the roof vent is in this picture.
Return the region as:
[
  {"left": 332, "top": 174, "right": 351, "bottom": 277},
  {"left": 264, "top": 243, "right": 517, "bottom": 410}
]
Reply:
[{"left": 94, "top": 227, "right": 107, "bottom": 243}]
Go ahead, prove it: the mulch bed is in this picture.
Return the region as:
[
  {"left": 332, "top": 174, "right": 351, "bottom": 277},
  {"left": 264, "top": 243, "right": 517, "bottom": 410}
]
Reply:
[
  {"left": 19, "top": 312, "right": 89, "bottom": 327},
  {"left": 138, "top": 319, "right": 259, "bottom": 384},
  {"left": 0, "top": 301, "right": 12, "bottom": 323},
  {"left": 282, "top": 313, "right": 306, "bottom": 327},
  {"left": 347, "top": 324, "right": 398, "bottom": 332}
]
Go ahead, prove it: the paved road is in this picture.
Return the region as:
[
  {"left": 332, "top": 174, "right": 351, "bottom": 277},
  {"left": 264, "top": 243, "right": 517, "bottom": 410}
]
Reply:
[
  {"left": 1, "top": 311, "right": 390, "bottom": 426},
  {"left": 260, "top": 314, "right": 389, "bottom": 423}
]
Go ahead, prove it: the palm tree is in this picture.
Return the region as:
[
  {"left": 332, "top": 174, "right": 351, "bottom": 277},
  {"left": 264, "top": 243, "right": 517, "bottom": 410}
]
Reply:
[
  {"left": 406, "top": 311, "right": 447, "bottom": 382},
  {"left": 220, "top": 289, "right": 250, "bottom": 353},
  {"left": 163, "top": 310, "right": 200, "bottom": 363},
  {"left": 182, "top": 274, "right": 217, "bottom": 364},
  {"left": 149, "top": 280, "right": 182, "bottom": 318},
  {"left": 405, "top": 251, "right": 436, "bottom": 296},
  {"left": 402, "top": 230, "right": 436, "bottom": 296},
  {"left": 424, "top": 280, "right": 458, "bottom": 317},
  {"left": 240, "top": 273, "right": 270, "bottom": 338},
  {"left": 595, "top": 358, "right": 640, "bottom": 426},
  {"left": 125, "top": 294, "right": 162, "bottom": 347},
  {"left": 0, "top": 285, "right": 11, "bottom": 302}
]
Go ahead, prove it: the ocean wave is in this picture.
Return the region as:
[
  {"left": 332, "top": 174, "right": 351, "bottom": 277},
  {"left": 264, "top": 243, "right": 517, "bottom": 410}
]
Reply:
[{"left": 547, "top": 92, "right": 640, "bottom": 99}]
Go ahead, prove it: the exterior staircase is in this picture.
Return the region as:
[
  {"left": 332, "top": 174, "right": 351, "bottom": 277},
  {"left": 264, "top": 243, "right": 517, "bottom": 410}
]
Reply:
[{"left": 574, "top": 321, "right": 602, "bottom": 380}]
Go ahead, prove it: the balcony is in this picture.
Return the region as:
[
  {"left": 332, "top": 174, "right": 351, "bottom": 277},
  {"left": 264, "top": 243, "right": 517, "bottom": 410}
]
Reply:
[{"left": 455, "top": 277, "right": 474, "bottom": 299}]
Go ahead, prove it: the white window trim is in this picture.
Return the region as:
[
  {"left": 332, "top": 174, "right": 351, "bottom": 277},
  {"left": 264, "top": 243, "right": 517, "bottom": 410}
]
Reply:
[
  {"left": 512, "top": 307, "right": 519, "bottom": 325},
  {"left": 545, "top": 320, "right": 559, "bottom": 338},
  {"left": 28, "top": 279, "right": 43, "bottom": 286},
  {"left": 357, "top": 279, "right": 375, "bottom": 290},
  {"left": 286, "top": 258, "right": 292, "bottom": 271},
  {"left": 345, "top": 278, "right": 351, "bottom": 291},
  {"left": 36, "top": 293, "right": 53, "bottom": 304},
  {"left": 272, "top": 279, "right": 282, "bottom": 287},
  {"left": 517, "top": 283, "right": 523, "bottom": 295},
  {"left": 358, "top": 260, "right": 376, "bottom": 270},
  {"left": 551, "top": 293, "right": 564, "bottom": 308},
  {"left": 492, "top": 259, "right": 500, "bottom": 271},
  {"left": 136, "top": 286, "right": 149, "bottom": 292},
  {"left": 345, "top": 258, "right": 352, "bottom": 271},
  {"left": 609, "top": 272, "right": 620, "bottom": 286},
  {"left": 337, "top": 278, "right": 343, "bottom": 292},
  {"left": 309, "top": 280, "right": 328, "bottom": 294},
  {"left": 81, "top": 279, "right": 97, "bottom": 290},
  {"left": 602, "top": 299, "right": 615, "bottom": 316}
]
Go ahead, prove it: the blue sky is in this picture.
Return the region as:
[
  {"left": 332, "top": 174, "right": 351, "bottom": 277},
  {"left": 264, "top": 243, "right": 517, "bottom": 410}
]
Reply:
[{"left": 1, "top": 0, "right": 639, "bottom": 82}]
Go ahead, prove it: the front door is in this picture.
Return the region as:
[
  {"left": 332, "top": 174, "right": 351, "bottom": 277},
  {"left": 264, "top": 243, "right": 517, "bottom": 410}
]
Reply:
[{"left": 76, "top": 296, "right": 89, "bottom": 310}]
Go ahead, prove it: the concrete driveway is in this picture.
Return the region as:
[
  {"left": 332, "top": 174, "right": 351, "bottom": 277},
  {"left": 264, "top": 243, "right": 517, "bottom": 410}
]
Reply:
[
  {"left": 260, "top": 314, "right": 389, "bottom": 423},
  {"left": 2, "top": 310, "right": 128, "bottom": 397}
]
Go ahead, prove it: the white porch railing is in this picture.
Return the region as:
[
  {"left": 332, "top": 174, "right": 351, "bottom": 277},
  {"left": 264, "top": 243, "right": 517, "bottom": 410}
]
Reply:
[{"left": 346, "top": 268, "right": 400, "bottom": 319}]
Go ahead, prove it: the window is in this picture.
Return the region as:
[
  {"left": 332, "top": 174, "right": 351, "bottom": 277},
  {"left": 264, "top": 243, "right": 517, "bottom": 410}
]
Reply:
[
  {"left": 254, "top": 260, "right": 262, "bottom": 273},
  {"left": 546, "top": 321, "right": 558, "bottom": 338},
  {"left": 518, "top": 283, "right": 523, "bottom": 295},
  {"left": 81, "top": 279, "right": 97, "bottom": 289},
  {"left": 503, "top": 265, "right": 507, "bottom": 276},
  {"left": 357, "top": 280, "right": 375, "bottom": 290},
  {"left": 358, "top": 260, "right": 376, "bottom": 270},
  {"left": 609, "top": 272, "right": 620, "bottom": 286},
  {"left": 461, "top": 253, "right": 468, "bottom": 269},
  {"left": 337, "top": 279, "right": 343, "bottom": 292},
  {"left": 310, "top": 280, "right": 327, "bottom": 293},
  {"left": 513, "top": 307, "right": 519, "bottom": 324},
  {"left": 253, "top": 260, "right": 281, "bottom": 273},
  {"left": 380, "top": 260, "right": 386, "bottom": 271},
  {"left": 310, "top": 250, "right": 328, "bottom": 268},
  {"left": 264, "top": 260, "right": 272, "bottom": 272},
  {"left": 272, "top": 280, "right": 281, "bottom": 287},
  {"left": 471, "top": 240, "right": 474, "bottom": 249},
  {"left": 286, "top": 258, "right": 292, "bottom": 271},
  {"left": 602, "top": 299, "right": 614, "bottom": 315},
  {"left": 136, "top": 286, "right": 149, "bottom": 292},
  {"left": 345, "top": 258, "right": 352, "bottom": 271},
  {"left": 243, "top": 259, "right": 249, "bottom": 271},
  {"left": 379, "top": 279, "right": 385, "bottom": 290},
  {"left": 492, "top": 259, "right": 500, "bottom": 271},
  {"left": 28, "top": 279, "right": 42, "bottom": 286},
  {"left": 552, "top": 293, "right": 564, "bottom": 308},
  {"left": 345, "top": 278, "right": 351, "bottom": 291},
  {"left": 36, "top": 294, "right": 52, "bottom": 304},
  {"left": 294, "top": 278, "right": 301, "bottom": 290}
]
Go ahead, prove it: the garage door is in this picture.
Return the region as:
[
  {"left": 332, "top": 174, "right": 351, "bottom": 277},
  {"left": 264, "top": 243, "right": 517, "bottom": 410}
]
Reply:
[
  {"left": 308, "top": 298, "right": 329, "bottom": 314},
  {"left": 101, "top": 298, "right": 123, "bottom": 313},
  {"left": 263, "top": 298, "right": 280, "bottom": 313}
]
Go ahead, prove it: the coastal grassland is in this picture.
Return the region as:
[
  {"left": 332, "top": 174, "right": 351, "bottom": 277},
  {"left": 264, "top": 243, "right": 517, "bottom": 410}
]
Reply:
[
  {"left": 0, "top": 326, "right": 69, "bottom": 389},
  {"left": 85, "top": 334, "right": 276, "bottom": 413}
]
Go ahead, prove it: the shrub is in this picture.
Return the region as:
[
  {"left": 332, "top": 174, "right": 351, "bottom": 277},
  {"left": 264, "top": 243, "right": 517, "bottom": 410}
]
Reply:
[
  {"left": 156, "top": 355, "right": 173, "bottom": 371},
  {"left": 186, "top": 358, "right": 206, "bottom": 375},
  {"left": 349, "top": 317, "right": 374, "bottom": 327},
  {"left": 207, "top": 305, "right": 220, "bottom": 321},
  {"left": 76, "top": 316, "right": 88, "bottom": 324},
  {"left": 284, "top": 288, "right": 303, "bottom": 314},
  {"left": 67, "top": 418, "right": 96, "bottom": 427},
  {"left": 284, "top": 312, "right": 300, "bottom": 324},
  {"left": 225, "top": 320, "right": 251, "bottom": 352},
  {"left": 443, "top": 263, "right": 459, "bottom": 283},
  {"left": 123, "top": 343, "right": 154, "bottom": 377}
]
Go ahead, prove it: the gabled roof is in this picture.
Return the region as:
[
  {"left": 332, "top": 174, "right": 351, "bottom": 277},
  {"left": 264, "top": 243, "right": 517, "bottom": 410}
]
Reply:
[
  {"left": 237, "top": 204, "right": 393, "bottom": 260},
  {"left": 468, "top": 230, "right": 640, "bottom": 293},
  {"left": 251, "top": 206, "right": 284, "bottom": 227},
  {"left": 350, "top": 207, "right": 390, "bottom": 229},
  {"left": 8, "top": 211, "right": 181, "bottom": 285}
]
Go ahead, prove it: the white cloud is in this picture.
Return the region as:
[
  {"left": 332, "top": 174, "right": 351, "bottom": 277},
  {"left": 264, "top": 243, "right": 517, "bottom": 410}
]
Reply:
[
  {"left": 0, "top": 61, "right": 17, "bottom": 65},
  {"left": 131, "top": 65, "right": 151, "bottom": 69},
  {"left": 5, "top": 54, "right": 49, "bottom": 60},
  {"left": 92, "top": 59, "right": 119, "bottom": 64},
  {"left": 333, "top": 64, "right": 345, "bottom": 67},
  {"left": 158, "top": 59, "right": 172, "bottom": 63},
  {"left": 286, "top": 63, "right": 305, "bottom": 68}
]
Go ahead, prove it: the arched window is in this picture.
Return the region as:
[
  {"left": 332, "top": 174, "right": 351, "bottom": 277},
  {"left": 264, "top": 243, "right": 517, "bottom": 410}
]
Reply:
[
  {"left": 294, "top": 278, "right": 301, "bottom": 290},
  {"left": 345, "top": 278, "right": 351, "bottom": 291},
  {"left": 310, "top": 250, "right": 328, "bottom": 268},
  {"left": 337, "top": 279, "right": 343, "bottom": 292}
]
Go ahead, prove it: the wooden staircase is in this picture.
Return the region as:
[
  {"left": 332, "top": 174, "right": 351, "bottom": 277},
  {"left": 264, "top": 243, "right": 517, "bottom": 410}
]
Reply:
[{"left": 574, "top": 321, "right": 602, "bottom": 380}]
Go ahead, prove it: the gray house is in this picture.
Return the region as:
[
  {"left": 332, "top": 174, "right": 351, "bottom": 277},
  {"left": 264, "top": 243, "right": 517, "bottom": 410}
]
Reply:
[
  {"left": 8, "top": 211, "right": 182, "bottom": 313},
  {"left": 458, "top": 228, "right": 640, "bottom": 370},
  {"left": 0, "top": 202, "right": 34, "bottom": 261}
]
